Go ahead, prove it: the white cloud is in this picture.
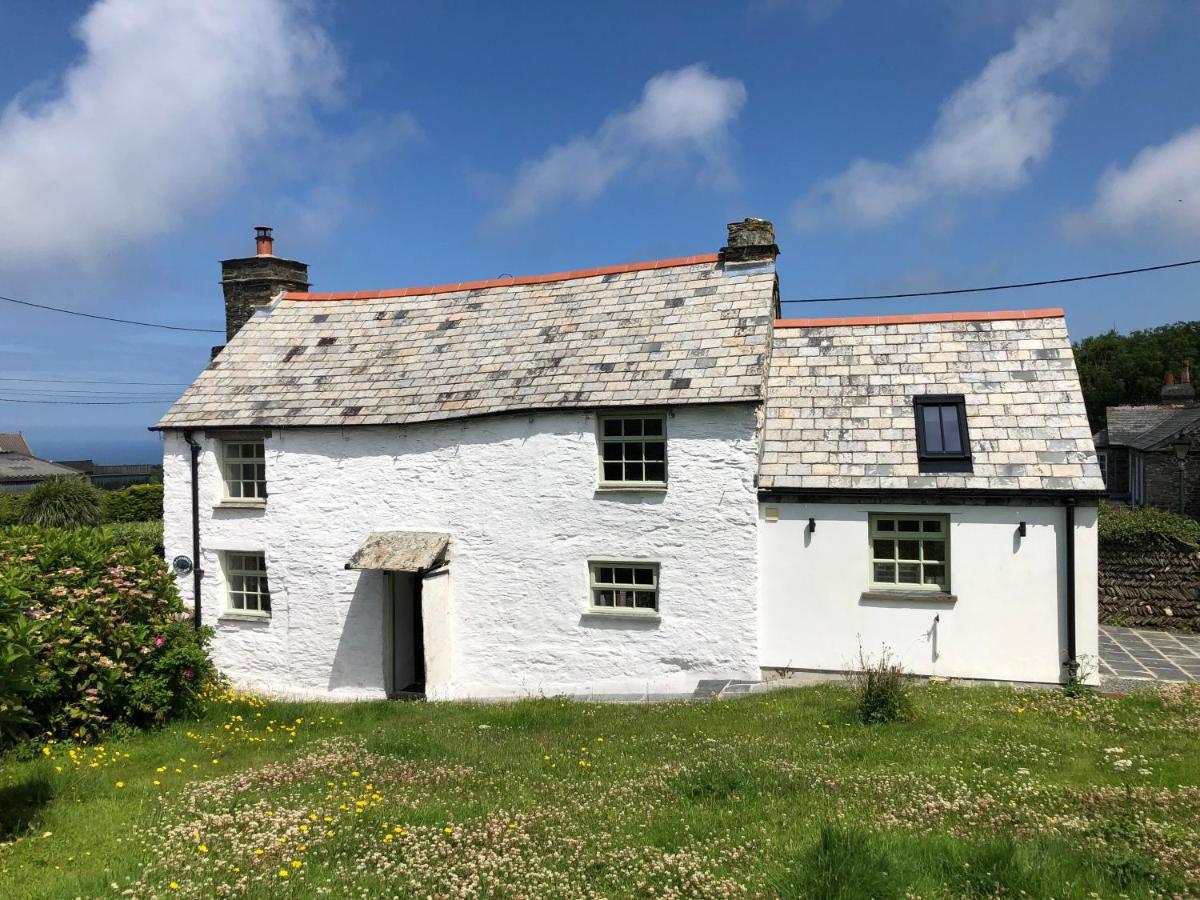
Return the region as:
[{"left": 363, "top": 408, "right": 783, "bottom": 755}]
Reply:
[
  {"left": 1066, "top": 126, "right": 1200, "bottom": 240},
  {"left": 492, "top": 65, "right": 746, "bottom": 226},
  {"left": 794, "top": 0, "right": 1129, "bottom": 228},
  {"left": 0, "top": 0, "right": 340, "bottom": 269}
]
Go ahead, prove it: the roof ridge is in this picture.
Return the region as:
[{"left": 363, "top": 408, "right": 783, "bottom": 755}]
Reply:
[
  {"left": 774, "top": 308, "right": 1065, "bottom": 328},
  {"left": 284, "top": 253, "right": 722, "bottom": 302}
]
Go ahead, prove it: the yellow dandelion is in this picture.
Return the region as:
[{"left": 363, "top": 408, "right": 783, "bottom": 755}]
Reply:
[
  {"left": 115, "top": 781, "right": 125, "bottom": 789},
  {"left": 291, "top": 860, "right": 302, "bottom": 868},
  {"left": 254, "top": 849, "right": 264, "bottom": 856},
  {"left": 278, "top": 869, "right": 289, "bottom": 878},
  {"left": 383, "top": 834, "right": 394, "bottom": 842},
  {"left": 198, "top": 845, "right": 207, "bottom": 853},
  {"left": 443, "top": 826, "right": 453, "bottom": 834},
  {"left": 169, "top": 882, "right": 179, "bottom": 890}
]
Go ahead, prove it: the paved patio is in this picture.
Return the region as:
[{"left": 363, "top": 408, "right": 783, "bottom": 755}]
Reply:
[{"left": 1100, "top": 625, "right": 1200, "bottom": 683}]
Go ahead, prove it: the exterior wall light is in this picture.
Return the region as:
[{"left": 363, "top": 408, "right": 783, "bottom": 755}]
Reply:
[
  {"left": 807, "top": 517, "right": 816, "bottom": 533},
  {"left": 1018, "top": 521, "right": 1027, "bottom": 538}
]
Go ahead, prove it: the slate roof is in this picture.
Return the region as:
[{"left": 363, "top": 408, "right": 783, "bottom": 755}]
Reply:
[
  {"left": 1105, "top": 405, "right": 1200, "bottom": 451},
  {"left": 759, "top": 309, "right": 1105, "bottom": 492},
  {"left": 0, "top": 433, "right": 32, "bottom": 455},
  {"left": 1105, "top": 406, "right": 1179, "bottom": 447},
  {"left": 157, "top": 255, "right": 776, "bottom": 429},
  {"left": 0, "top": 452, "right": 83, "bottom": 484}
]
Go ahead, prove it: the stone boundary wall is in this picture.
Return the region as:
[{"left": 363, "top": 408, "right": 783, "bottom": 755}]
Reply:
[{"left": 1099, "top": 543, "right": 1200, "bottom": 629}]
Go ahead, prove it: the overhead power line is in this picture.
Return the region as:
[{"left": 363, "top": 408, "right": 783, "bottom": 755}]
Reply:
[
  {"left": 0, "top": 397, "right": 175, "bottom": 405},
  {"left": 0, "top": 293, "right": 224, "bottom": 333},
  {"left": 782, "top": 257, "right": 1200, "bottom": 305},
  {"left": 0, "top": 376, "right": 190, "bottom": 386}
]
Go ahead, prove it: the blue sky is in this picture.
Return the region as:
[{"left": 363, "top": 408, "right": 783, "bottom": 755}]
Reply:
[{"left": 1, "top": 0, "right": 1197, "bottom": 462}]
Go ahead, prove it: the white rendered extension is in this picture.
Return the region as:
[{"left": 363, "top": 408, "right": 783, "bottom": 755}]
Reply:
[{"left": 757, "top": 501, "right": 1100, "bottom": 685}]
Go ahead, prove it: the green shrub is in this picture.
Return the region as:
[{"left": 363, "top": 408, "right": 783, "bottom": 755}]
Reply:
[
  {"left": 100, "top": 520, "right": 164, "bottom": 555},
  {"left": 102, "top": 483, "right": 163, "bottom": 523},
  {"left": 848, "top": 646, "right": 914, "bottom": 724},
  {"left": 0, "top": 525, "right": 213, "bottom": 744},
  {"left": 1098, "top": 503, "right": 1200, "bottom": 550},
  {"left": 0, "top": 576, "right": 37, "bottom": 745},
  {"left": 0, "top": 492, "right": 24, "bottom": 526},
  {"left": 18, "top": 477, "right": 103, "bottom": 528}
]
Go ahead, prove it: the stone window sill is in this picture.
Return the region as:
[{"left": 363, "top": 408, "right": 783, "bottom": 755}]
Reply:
[
  {"left": 595, "top": 485, "right": 668, "bottom": 494},
  {"left": 218, "top": 612, "right": 271, "bottom": 623},
  {"left": 860, "top": 590, "right": 957, "bottom": 604},
  {"left": 214, "top": 499, "right": 267, "bottom": 511},
  {"left": 582, "top": 610, "right": 661, "bottom": 623}
]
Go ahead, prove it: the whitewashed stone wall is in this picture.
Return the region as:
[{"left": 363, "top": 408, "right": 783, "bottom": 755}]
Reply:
[
  {"left": 758, "top": 501, "right": 1100, "bottom": 685},
  {"left": 162, "top": 404, "right": 761, "bottom": 700}
]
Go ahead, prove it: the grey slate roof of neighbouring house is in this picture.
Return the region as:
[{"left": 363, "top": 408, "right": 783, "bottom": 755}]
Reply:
[
  {"left": 1104, "top": 405, "right": 1200, "bottom": 452},
  {"left": 157, "top": 255, "right": 776, "bottom": 429},
  {"left": 0, "top": 433, "right": 33, "bottom": 455},
  {"left": 758, "top": 309, "right": 1105, "bottom": 492},
  {"left": 1105, "top": 406, "right": 1180, "bottom": 447},
  {"left": 0, "top": 452, "right": 84, "bottom": 484}
]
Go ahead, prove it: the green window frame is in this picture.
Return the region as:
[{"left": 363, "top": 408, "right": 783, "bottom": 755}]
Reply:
[
  {"left": 225, "top": 552, "right": 271, "bottom": 616},
  {"left": 869, "top": 514, "right": 949, "bottom": 592},
  {"left": 221, "top": 439, "right": 267, "bottom": 500},
  {"left": 598, "top": 413, "right": 667, "bottom": 487},
  {"left": 589, "top": 562, "right": 659, "bottom": 614}
]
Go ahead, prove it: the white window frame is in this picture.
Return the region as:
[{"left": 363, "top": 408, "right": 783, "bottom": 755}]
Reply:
[
  {"left": 868, "top": 514, "right": 950, "bottom": 592},
  {"left": 224, "top": 551, "right": 271, "bottom": 617},
  {"left": 588, "top": 561, "right": 660, "bottom": 615},
  {"left": 597, "top": 412, "right": 668, "bottom": 488},
  {"left": 220, "top": 438, "right": 267, "bottom": 502}
]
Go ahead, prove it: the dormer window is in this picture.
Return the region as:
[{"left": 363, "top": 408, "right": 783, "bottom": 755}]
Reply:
[{"left": 913, "top": 395, "right": 971, "bottom": 473}]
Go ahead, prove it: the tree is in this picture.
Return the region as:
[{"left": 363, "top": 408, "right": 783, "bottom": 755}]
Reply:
[{"left": 1073, "top": 320, "right": 1200, "bottom": 429}]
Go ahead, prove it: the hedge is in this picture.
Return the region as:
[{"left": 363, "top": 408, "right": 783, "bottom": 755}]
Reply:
[
  {"left": 1098, "top": 503, "right": 1200, "bottom": 551},
  {"left": 102, "top": 483, "right": 163, "bottom": 523}
]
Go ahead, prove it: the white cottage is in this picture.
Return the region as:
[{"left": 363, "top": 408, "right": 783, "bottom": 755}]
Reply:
[{"left": 157, "top": 221, "right": 1104, "bottom": 699}]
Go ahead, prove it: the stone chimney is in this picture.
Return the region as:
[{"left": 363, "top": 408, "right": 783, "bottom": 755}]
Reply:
[
  {"left": 221, "top": 226, "right": 310, "bottom": 341},
  {"left": 721, "top": 218, "right": 779, "bottom": 264},
  {"left": 1161, "top": 366, "right": 1196, "bottom": 405}
]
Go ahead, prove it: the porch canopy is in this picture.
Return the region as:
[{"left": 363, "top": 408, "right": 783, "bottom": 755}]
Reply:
[{"left": 345, "top": 531, "right": 449, "bottom": 573}]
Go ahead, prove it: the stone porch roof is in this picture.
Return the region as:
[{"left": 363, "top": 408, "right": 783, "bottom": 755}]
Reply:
[
  {"left": 759, "top": 309, "right": 1104, "bottom": 492},
  {"left": 157, "top": 255, "right": 776, "bottom": 429}
]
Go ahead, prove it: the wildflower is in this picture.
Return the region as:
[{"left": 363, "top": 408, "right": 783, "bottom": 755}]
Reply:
[
  {"left": 291, "top": 860, "right": 302, "bottom": 868},
  {"left": 254, "top": 849, "right": 264, "bottom": 856},
  {"left": 278, "top": 869, "right": 289, "bottom": 878},
  {"left": 169, "top": 882, "right": 179, "bottom": 890},
  {"left": 197, "top": 845, "right": 207, "bottom": 853},
  {"left": 115, "top": 781, "right": 125, "bottom": 789},
  {"left": 443, "top": 827, "right": 453, "bottom": 834}
]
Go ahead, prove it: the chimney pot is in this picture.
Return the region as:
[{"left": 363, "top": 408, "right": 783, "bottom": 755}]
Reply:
[
  {"left": 721, "top": 218, "right": 778, "bottom": 263},
  {"left": 1166, "top": 372, "right": 1176, "bottom": 386},
  {"left": 255, "top": 225, "right": 274, "bottom": 257}
]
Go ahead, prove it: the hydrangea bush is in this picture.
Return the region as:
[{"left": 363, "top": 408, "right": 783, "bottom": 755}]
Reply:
[{"left": 0, "top": 525, "right": 213, "bottom": 744}]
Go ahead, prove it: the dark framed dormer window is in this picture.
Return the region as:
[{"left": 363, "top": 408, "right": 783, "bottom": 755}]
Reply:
[{"left": 913, "top": 394, "right": 972, "bottom": 473}]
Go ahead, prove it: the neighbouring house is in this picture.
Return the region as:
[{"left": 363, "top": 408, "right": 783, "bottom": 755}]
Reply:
[
  {"left": 56, "top": 459, "right": 163, "bottom": 490},
  {"left": 156, "top": 222, "right": 1103, "bottom": 700},
  {"left": 1093, "top": 370, "right": 1199, "bottom": 517},
  {"left": 0, "top": 432, "right": 88, "bottom": 494}
]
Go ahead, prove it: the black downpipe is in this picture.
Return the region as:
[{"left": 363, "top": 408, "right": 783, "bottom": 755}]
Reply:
[
  {"left": 1064, "top": 499, "right": 1077, "bottom": 681},
  {"left": 183, "top": 430, "right": 203, "bottom": 630}
]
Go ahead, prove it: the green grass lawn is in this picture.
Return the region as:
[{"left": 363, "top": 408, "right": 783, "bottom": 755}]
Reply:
[{"left": 1, "top": 683, "right": 1198, "bottom": 898}]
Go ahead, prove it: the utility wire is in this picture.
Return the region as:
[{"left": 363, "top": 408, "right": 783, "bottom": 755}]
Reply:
[
  {"left": 782, "top": 257, "right": 1200, "bottom": 305},
  {"left": 0, "top": 397, "right": 175, "bottom": 405},
  {"left": 0, "top": 293, "right": 224, "bottom": 333},
  {"left": 0, "top": 376, "right": 190, "bottom": 386}
]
